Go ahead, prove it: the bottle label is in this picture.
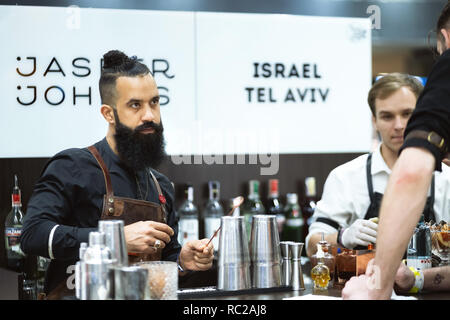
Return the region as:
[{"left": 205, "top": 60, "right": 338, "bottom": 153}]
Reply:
[
  {"left": 204, "top": 217, "right": 221, "bottom": 250},
  {"left": 292, "top": 209, "right": 299, "bottom": 218},
  {"left": 285, "top": 218, "right": 304, "bottom": 227},
  {"left": 178, "top": 218, "right": 199, "bottom": 246},
  {"left": 5, "top": 227, "right": 24, "bottom": 254}
]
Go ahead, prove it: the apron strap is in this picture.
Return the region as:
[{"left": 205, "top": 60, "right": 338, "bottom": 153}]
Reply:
[
  {"left": 425, "top": 173, "right": 436, "bottom": 222},
  {"left": 366, "top": 153, "right": 375, "bottom": 203},
  {"left": 87, "top": 146, "right": 115, "bottom": 213},
  {"left": 147, "top": 169, "right": 168, "bottom": 218}
]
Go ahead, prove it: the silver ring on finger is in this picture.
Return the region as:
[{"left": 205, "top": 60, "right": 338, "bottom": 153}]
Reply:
[{"left": 153, "top": 239, "right": 162, "bottom": 251}]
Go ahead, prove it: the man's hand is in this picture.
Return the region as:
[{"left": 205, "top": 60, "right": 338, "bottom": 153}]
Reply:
[
  {"left": 124, "top": 221, "right": 174, "bottom": 254},
  {"left": 341, "top": 274, "right": 373, "bottom": 299},
  {"left": 393, "top": 262, "right": 415, "bottom": 294},
  {"left": 179, "top": 239, "right": 214, "bottom": 272},
  {"left": 341, "top": 219, "right": 378, "bottom": 249}
]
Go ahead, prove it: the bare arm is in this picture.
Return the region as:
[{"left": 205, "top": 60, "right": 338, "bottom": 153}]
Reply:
[
  {"left": 371, "top": 147, "right": 435, "bottom": 298},
  {"left": 395, "top": 262, "right": 450, "bottom": 293}
]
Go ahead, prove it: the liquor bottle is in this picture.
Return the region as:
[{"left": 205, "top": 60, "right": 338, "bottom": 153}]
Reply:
[
  {"left": 36, "top": 256, "right": 50, "bottom": 296},
  {"left": 4, "top": 174, "right": 25, "bottom": 272},
  {"left": 242, "top": 180, "right": 265, "bottom": 238},
  {"left": 281, "top": 193, "right": 304, "bottom": 243},
  {"left": 310, "top": 243, "right": 331, "bottom": 290},
  {"left": 177, "top": 184, "right": 199, "bottom": 247},
  {"left": 203, "top": 181, "right": 224, "bottom": 252},
  {"left": 302, "top": 177, "right": 318, "bottom": 240},
  {"left": 267, "top": 179, "right": 285, "bottom": 235},
  {"left": 407, "top": 215, "right": 432, "bottom": 270},
  {"left": 310, "top": 233, "right": 335, "bottom": 286}
]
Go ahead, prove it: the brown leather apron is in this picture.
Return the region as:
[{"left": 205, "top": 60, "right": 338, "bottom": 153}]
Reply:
[
  {"left": 88, "top": 145, "right": 168, "bottom": 263},
  {"left": 43, "top": 145, "right": 168, "bottom": 300}
]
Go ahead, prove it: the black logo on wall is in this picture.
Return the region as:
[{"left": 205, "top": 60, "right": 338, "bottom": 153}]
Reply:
[
  {"left": 16, "top": 56, "right": 174, "bottom": 106},
  {"left": 245, "top": 62, "right": 330, "bottom": 104}
]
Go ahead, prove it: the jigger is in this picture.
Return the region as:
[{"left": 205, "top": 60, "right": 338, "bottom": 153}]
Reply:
[
  {"left": 289, "top": 242, "right": 305, "bottom": 291},
  {"left": 280, "top": 241, "right": 294, "bottom": 286}
]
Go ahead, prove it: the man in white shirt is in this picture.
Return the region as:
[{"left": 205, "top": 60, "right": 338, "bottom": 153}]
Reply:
[{"left": 306, "top": 73, "right": 450, "bottom": 257}]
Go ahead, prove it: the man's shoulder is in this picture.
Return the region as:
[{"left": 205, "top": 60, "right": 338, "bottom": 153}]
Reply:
[
  {"left": 43, "top": 147, "right": 95, "bottom": 174},
  {"left": 50, "top": 147, "right": 93, "bottom": 164}
]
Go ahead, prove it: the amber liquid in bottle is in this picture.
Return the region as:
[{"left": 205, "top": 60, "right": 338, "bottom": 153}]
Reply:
[{"left": 311, "top": 243, "right": 330, "bottom": 290}]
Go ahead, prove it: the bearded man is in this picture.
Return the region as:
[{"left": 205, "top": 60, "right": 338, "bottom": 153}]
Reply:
[{"left": 20, "top": 50, "right": 214, "bottom": 299}]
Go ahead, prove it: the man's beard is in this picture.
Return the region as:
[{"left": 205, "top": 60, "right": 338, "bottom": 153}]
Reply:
[{"left": 113, "top": 110, "right": 167, "bottom": 171}]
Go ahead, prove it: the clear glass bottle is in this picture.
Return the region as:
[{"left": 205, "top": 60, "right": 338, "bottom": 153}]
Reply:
[
  {"left": 36, "top": 256, "right": 50, "bottom": 296},
  {"left": 281, "top": 193, "right": 304, "bottom": 242},
  {"left": 267, "top": 179, "right": 285, "bottom": 235},
  {"left": 310, "top": 233, "right": 335, "bottom": 286},
  {"left": 4, "top": 174, "right": 25, "bottom": 272},
  {"left": 177, "top": 184, "right": 199, "bottom": 246},
  {"left": 311, "top": 243, "right": 331, "bottom": 290},
  {"left": 242, "top": 180, "right": 265, "bottom": 238},
  {"left": 203, "top": 181, "right": 224, "bottom": 252},
  {"left": 302, "top": 177, "right": 318, "bottom": 241},
  {"left": 407, "top": 215, "right": 432, "bottom": 270}
]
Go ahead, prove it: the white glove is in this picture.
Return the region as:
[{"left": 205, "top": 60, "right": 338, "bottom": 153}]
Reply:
[{"left": 341, "top": 219, "right": 378, "bottom": 249}]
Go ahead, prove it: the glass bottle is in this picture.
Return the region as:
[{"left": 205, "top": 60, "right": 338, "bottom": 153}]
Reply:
[
  {"left": 281, "top": 193, "right": 304, "bottom": 242},
  {"left": 242, "top": 180, "right": 265, "bottom": 238},
  {"left": 203, "top": 181, "right": 224, "bottom": 252},
  {"left": 302, "top": 177, "right": 318, "bottom": 241},
  {"left": 177, "top": 184, "right": 199, "bottom": 247},
  {"left": 311, "top": 243, "right": 331, "bottom": 290},
  {"left": 310, "top": 233, "right": 336, "bottom": 286},
  {"left": 267, "top": 179, "right": 285, "bottom": 235},
  {"left": 4, "top": 174, "right": 25, "bottom": 273},
  {"left": 407, "top": 215, "right": 432, "bottom": 270}
]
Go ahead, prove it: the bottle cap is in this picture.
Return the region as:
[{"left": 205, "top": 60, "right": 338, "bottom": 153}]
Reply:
[
  {"left": 305, "top": 177, "right": 316, "bottom": 197},
  {"left": 286, "top": 193, "right": 298, "bottom": 204},
  {"left": 316, "top": 243, "right": 325, "bottom": 259},
  {"left": 249, "top": 180, "right": 259, "bottom": 196},
  {"left": 268, "top": 179, "right": 279, "bottom": 197}
]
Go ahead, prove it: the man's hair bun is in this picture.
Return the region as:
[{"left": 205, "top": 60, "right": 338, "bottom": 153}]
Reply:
[{"left": 103, "top": 50, "right": 129, "bottom": 69}]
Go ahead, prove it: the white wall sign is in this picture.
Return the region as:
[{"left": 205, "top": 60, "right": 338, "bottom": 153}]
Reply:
[{"left": 0, "top": 6, "right": 372, "bottom": 158}]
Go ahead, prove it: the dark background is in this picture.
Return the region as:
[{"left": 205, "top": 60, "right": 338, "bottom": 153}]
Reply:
[{"left": 0, "top": 0, "right": 446, "bottom": 269}]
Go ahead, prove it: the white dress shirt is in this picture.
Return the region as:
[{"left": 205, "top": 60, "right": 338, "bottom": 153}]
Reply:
[{"left": 306, "top": 143, "right": 450, "bottom": 249}]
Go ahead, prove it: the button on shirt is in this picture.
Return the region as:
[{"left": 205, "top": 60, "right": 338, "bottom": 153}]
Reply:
[
  {"left": 306, "top": 144, "right": 450, "bottom": 249},
  {"left": 20, "top": 138, "right": 181, "bottom": 293}
]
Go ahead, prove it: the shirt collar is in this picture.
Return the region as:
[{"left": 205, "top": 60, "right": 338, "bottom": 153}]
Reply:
[{"left": 371, "top": 143, "right": 392, "bottom": 175}]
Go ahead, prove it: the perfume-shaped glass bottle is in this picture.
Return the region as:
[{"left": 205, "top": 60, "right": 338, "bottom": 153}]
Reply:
[
  {"left": 310, "top": 233, "right": 336, "bottom": 286},
  {"left": 310, "top": 243, "right": 330, "bottom": 290}
]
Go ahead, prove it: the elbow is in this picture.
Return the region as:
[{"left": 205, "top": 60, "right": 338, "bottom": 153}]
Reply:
[{"left": 394, "top": 152, "right": 434, "bottom": 186}]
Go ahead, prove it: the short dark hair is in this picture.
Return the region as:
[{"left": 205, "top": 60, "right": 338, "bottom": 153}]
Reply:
[
  {"left": 436, "top": 1, "right": 450, "bottom": 51},
  {"left": 367, "top": 73, "right": 423, "bottom": 117},
  {"left": 99, "top": 50, "right": 150, "bottom": 107}
]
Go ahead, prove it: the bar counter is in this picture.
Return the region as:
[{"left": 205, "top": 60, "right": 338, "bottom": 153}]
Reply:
[{"left": 178, "top": 258, "right": 450, "bottom": 301}]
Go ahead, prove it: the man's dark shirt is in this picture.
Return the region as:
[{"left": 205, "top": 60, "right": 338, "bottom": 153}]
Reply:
[
  {"left": 401, "top": 49, "right": 450, "bottom": 171},
  {"left": 20, "top": 138, "right": 181, "bottom": 294}
]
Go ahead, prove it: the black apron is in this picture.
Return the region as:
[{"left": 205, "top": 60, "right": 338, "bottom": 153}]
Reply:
[
  {"left": 43, "top": 146, "right": 168, "bottom": 299},
  {"left": 363, "top": 153, "right": 436, "bottom": 222}
]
